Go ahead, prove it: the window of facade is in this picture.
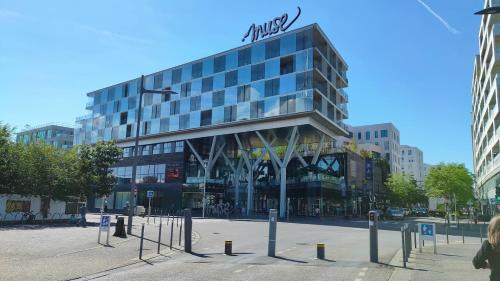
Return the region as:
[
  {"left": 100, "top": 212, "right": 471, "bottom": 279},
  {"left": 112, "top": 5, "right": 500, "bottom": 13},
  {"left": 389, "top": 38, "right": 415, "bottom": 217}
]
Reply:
[
  {"left": 107, "top": 87, "right": 115, "bottom": 102},
  {"left": 201, "top": 110, "right": 212, "bottom": 126},
  {"left": 225, "top": 70, "right": 238, "bottom": 87},
  {"left": 180, "top": 82, "right": 191, "bottom": 98},
  {"left": 126, "top": 124, "right": 132, "bottom": 138},
  {"left": 237, "top": 85, "right": 251, "bottom": 102},
  {"left": 175, "top": 141, "right": 184, "bottom": 152},
  {"left": 212, "top": 90, "right": 225, "bottom": 107},
  {"left": 179, "top": 114, "right": 190, "bottom": 129},
  {"left": 381, "top": 129, "right": 388, "bottom": 138},
  {"left": 202, "top": 77, "right": 213, "bottom": 93},
  {"left": 172, "top": 68, "right": 182, "bottom": 84},
  {"left": 170, "top": 100, "right": 180, "bottom": 115},
  {"left": 296, "top": 29, "right": 312, "bottom": 51},
  {"left": 160, "top": 117, "right": 169, "bottom": 132},
  {"left": 163, "top": 142, "right": 172, "bottom": 153},
  {"left": 251, "top": 63, "right": 265, "bottom": 81},
  {"left": 142, "top": 145, "right": 150, "bottom": 156},
  {"left": 280, "top": 55, "right": 295, "bottom": 75},
  {"left": 152, "top": 144, "right": 161, "bottom": 155},
  {"left": 192, "top": 62, "right": 202, "bottom": 79},
  {"left": 120, "top": 112, "right": 128, "bottom": 125},
  {"left": 190, "top": 96, "right": 201, "bottom": 111},
  {"left": 113, "top": 100, "right": 121, "bottom": 112},
  {"left": 358, "top": 132, "right": 361, "bottom": 140},
  {"left": 224, "top": 105, "right": 237, "bottom": 122},
  {"left": 366, "top": 131, "right": 370, "bottom": 140},
  {"left": 250, "top": 101, "right": 265, "bottom": 119},
  {"left": 154, "top": 73, "right": 163, "bottom": 89},
  {"left": 214, "top": 55, "right": 226, "bottom": 73},
  {"left": 265, "top": 78, "right": 280, "bottom": 97},
  {"left": 296, "top": 71, "right": 312, "bottom": 91},
  {"left": 238, "top": 47, "right": 251, "bottom": 66},
  {"left": 123, "top": 83, "right": 129, "bottom": 98},
  {"left": 265, "top": 39, "right": 280, "bottom": 59},
  {"left": 128, "top": 97, "right": 136, "bottom": 109},
  {"left": 143, "top": 93, "right": 153, "bottom": 106},
  {"left": 375, "top": 131, "right": 379, "bottom": 138},
  {"left": 142, "top": 121, "right": 151, "bottom": 135},
  {"left": 280, "top": 95, "right": 296, "bottom": 114},
  {"left": 152, "top": 104, "right": 161, "bottom": 119}
]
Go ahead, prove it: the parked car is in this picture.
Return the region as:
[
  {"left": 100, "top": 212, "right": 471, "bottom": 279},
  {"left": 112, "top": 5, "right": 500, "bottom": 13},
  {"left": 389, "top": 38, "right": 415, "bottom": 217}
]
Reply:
[
  {"left": 413, "top": 207, "right": 428, "bottom": 217},
  {"left": 386, "top": 208, "right": 404, "bottom": 220}
]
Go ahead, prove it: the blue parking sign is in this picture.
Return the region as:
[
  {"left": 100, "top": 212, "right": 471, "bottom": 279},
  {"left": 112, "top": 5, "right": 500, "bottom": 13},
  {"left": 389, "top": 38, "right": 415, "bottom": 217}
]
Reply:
[
  {"left": 421, "top": 223, "right": 433, "bottom": 236},
  {"left": 147, "top": 190, "right": 154, "bottom": 198},
  {"left": 100, "top": 215, "right": 110, "bottom": 228}
]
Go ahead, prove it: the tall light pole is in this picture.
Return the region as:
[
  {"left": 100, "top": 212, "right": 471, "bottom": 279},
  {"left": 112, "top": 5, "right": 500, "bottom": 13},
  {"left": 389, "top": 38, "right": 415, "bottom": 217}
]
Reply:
[
  {"left": 127, "top": 75, "right": 179, "bottom": 235},
  {"left": 202, "top": 160, "right": 207, "bottom": 218}
]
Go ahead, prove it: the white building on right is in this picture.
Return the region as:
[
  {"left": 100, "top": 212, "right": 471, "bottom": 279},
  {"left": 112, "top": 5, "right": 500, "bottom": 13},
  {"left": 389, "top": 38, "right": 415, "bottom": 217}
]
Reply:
[
  {"left": 351, "top": 123, "right": 401, "bottom": 173},
  {"left": 400, "top": 145, "right": 424, "bottom": 187}
]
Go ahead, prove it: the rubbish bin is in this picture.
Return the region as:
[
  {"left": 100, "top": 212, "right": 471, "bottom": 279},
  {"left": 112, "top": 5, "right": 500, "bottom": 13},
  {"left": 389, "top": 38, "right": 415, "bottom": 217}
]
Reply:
[{"left": 113, "top": 217, "right": 127, "bottom": 238}]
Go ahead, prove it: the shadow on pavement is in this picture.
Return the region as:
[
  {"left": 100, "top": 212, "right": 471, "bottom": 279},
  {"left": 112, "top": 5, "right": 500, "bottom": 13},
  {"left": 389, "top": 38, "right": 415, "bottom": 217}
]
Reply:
[{"left": 273, "top": 255, "right": 308, "bottom": 264}]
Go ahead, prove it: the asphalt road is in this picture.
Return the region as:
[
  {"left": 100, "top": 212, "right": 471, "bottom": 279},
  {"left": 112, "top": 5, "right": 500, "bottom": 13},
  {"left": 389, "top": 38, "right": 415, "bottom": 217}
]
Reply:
[{"left": 82, "top": 218, "right": 402, "bottom": 281}]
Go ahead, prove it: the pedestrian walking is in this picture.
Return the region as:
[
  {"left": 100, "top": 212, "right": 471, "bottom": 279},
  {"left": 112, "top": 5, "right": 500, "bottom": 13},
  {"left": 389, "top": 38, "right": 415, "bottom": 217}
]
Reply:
[
  {"left": 473, "top": 215, "right": 500, "bottom": 281},
  {"left": 79, "top": 204, "right": 87, "bottom": 227}
]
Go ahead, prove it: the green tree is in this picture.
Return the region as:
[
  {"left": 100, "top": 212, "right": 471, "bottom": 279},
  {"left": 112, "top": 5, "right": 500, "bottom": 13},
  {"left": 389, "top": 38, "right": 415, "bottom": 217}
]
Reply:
[
  {"left": 76, "top": 141, "right": 121, "bottom": 197},
  {"left": 385, "top": 173, "right": 421, "bottom": 207},
  {"left": 425, "top": 163, "right": 474, "bottom": 205}
]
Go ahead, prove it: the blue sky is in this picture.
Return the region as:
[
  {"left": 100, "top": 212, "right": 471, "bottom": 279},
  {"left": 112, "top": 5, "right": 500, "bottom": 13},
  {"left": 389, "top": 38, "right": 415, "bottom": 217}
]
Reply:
[{"left": 0, "top": 0, "right": 482, "bottom": 170}]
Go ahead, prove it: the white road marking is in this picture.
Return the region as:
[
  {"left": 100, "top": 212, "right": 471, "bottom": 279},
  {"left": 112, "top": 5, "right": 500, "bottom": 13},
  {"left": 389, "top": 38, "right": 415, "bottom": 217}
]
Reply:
[
  {"left": 354, "top": 278, "right": 362, "bottom": 281},
  {"left": 233, "top": 269, "right": 243, "bottom": 273},
  {"left": 358, "top": 272, "right": 365, "bottom": 277},
  {"left": 247, "top": 265, "right": 254, "bottom": 268},
  {"left": 362, "top": 267, "right": 368, "bottom": 271}
]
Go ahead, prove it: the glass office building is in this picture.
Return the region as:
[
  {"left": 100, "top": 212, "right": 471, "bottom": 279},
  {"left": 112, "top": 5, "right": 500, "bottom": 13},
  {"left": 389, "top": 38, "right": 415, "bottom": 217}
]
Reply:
[
  {"left": 76, "top": 24, "right": 350, "bottom": 217},
  {"left": 17, "top": 124, "right": 74, "bottom": 149}
]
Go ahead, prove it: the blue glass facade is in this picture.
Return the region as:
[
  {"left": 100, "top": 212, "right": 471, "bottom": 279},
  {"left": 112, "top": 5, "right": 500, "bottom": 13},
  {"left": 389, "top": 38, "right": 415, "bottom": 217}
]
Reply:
[
  {"left": 75, "top": 24, "right": 348, "bottom": 145},
  {"left": 78, "top": 24, "right": 357, "bottom": 215}
]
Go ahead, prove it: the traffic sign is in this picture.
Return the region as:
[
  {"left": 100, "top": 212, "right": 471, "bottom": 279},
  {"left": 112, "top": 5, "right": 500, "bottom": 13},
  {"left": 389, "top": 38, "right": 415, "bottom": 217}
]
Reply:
[
  {"left": 100, "top": 215, "right": 111, "bottom": 229},
  {"left": 147, "top": 190, "right": 154, "bottom": 198},
  {"left": 421, "top": 223, "right": 433, "bottom": 237},
  {"left": 98, "top": 215, "right": 111, "bottom": 246},
  {"left": 418, "top": 222, "right": 437, "bottom": 254}
]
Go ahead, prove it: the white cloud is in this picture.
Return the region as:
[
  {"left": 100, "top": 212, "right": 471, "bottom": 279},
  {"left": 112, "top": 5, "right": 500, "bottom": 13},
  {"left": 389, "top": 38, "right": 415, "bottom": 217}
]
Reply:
[
  {"left": 416, "top": 0, "right": 460, "bottom": 35},
  {"left": 77, "top": 24, "right": 151, "bottom": 45},
  {"left": 0, "top": 8, "right": 29, "bottom": 20}
]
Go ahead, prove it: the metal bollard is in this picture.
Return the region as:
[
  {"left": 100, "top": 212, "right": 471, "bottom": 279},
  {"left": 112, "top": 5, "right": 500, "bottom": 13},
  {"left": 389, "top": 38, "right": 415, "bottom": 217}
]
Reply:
[
  {"left": 401, "top": 225, "right": 406, "bottom": 268},
  {"left": 179, "top": 219, "right": 183, "bottom": 246},
  {"left": 170, "top": 220, "right": 174, "bottom": 249},
  {"left": 317, "top": 243, "right": 325, "bottom": 260},
  {"left": 462, "top": 225, "right": 465, "bottom": 244},
  {"left": 157, "top": 223, "right": 162, "bottom": 254},
  {"left": 446, "top": 223, "right": 449, "bottom": 244},
  {"left": 139, "top": 223, "right": 145, "bottom": 260},
  {"left": 414, "top": 225, "right": 417, "bottom": 249},
  {"left": 225, "top": 241, "right": 232, "bottom": 255},
  {"left": 177, "top": 215, "right": 179, "bottom": 226}
]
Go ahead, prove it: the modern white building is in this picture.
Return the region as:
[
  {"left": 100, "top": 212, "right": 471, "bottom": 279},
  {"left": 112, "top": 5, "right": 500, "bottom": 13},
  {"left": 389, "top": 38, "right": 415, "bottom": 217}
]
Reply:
[
  {"left": 472, "top": 0, "right": 500, "bottom": 208},
  {"left": 351, "top": 123, "right": 400, "bottom": 173},
  {"left": 423, "top": 163, "right": 433, "bottom": 181},
  {"left": 400, "top": 145, "right": 424, "bottom": 188}
]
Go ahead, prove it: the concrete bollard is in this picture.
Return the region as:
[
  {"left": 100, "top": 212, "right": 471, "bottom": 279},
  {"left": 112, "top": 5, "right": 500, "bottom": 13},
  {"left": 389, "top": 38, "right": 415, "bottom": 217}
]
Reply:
[
  {"left": 225, "top": 241, "right": 232, "bottom": 255},
  {"left": 317, "top": 243, "right": 325, "bottom": 260}
]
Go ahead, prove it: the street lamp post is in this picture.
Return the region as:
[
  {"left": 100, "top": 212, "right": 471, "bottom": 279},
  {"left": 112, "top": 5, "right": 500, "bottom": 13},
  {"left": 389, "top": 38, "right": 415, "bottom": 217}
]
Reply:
[
  {"left": 127, "top": 75, "right": 179, "bottom": 235},
  {"left": 202, "top": 161, "right": 207, "bottom": 218}
]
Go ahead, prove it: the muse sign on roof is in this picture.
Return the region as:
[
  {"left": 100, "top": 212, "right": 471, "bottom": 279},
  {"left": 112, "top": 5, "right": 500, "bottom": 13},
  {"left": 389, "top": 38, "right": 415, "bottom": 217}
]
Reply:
[{"left": 242, "top": 6, "right": 301, "bottom": 43}]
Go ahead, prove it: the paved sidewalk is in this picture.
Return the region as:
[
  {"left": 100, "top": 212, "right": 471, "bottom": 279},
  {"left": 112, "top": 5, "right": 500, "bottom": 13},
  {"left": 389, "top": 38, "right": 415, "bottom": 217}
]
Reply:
[
  {"left": 0, "top": 213, "right": 190, "bottom": 281},
  {"left": 388, "top": 239, "right": 489, "bottom": 281}
]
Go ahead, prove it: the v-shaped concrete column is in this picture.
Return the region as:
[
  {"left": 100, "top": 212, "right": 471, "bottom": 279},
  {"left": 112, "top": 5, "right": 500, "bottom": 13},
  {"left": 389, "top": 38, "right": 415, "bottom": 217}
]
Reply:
[{"left": 256, "top": 126, "right": 299, "bottom": 218}]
